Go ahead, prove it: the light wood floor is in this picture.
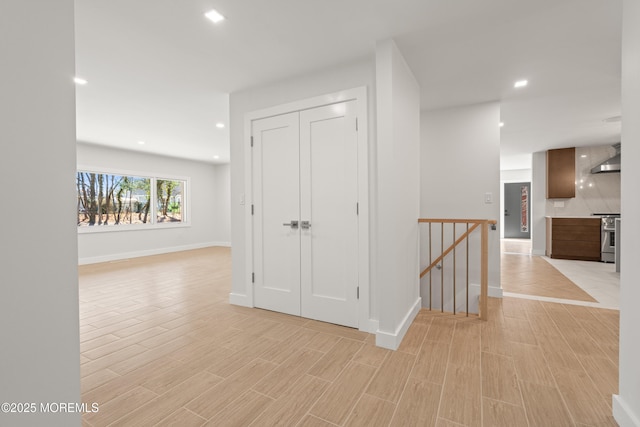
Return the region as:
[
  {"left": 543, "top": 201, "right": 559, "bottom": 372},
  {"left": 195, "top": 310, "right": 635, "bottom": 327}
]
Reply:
[
  {"left": 501, "top": 239, "right": 532, "bottom": 255},
  {"left": 79, "top": 247, "right": 619, "bottom": 427},
  {"left": 501, "top": 253, "right": 597, "bottom": 302}
]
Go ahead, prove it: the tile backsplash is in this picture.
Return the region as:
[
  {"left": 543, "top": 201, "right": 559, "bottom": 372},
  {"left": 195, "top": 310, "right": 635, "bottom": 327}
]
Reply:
[{"left": 546, "top": 144, "right": 621, "bottom": 216}]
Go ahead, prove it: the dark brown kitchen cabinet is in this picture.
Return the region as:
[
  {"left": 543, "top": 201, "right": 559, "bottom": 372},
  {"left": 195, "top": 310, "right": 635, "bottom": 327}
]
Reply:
[
  {"left": 546, "top": 217, "right": 601, "bottom": 261},
  {"left": 547, "top": 147, "right": 576, "bottom": 199}
]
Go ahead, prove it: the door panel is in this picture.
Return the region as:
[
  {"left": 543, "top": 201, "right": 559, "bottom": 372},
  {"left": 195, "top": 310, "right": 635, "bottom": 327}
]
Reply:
[
  {"left": 504, "top": 182, "right": 531, "bottom": 239},
  {"left": 300, "top": 101, "right": 359, "bottom": 327},
  {"left": 252, "top": 112, "right": 301, "bottom": 316}
]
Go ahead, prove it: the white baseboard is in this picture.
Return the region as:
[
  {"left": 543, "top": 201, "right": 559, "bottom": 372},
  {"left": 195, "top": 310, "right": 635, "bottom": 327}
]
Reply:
[
  {"left": 613, "top": 395, "right": 640, "bottom": 427},
  {"left": 228, "top": 293, "right": 378, "bottom": 335},
  {"left": 229, "top": 292, "right": 252, "bottom": 307},
  {"left": 376, "top": 297, "right": 421, "bottom": 350},
  {"left": 488, "top": 286, "right": 503, "bottom": 298},
  {"left": 469, "top": 283, "right": 503, "bottom": 298},
  {"left": 78, "top": 242, "right": 225, "bottom": 265}
]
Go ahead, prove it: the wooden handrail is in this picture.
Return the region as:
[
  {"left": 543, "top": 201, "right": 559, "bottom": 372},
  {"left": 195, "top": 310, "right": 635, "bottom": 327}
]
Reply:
[
  {"left": 418, "top": 218, "right": 496, "bottom": 320},
  {"left": 419, "top": 219, "right": 498, "bottom": 224},
  {"left": 418, "top": 218, "right": 497, "bottom": 278},
  {"left": 420, "top": 222, "right": 480, "bottom": 278}
]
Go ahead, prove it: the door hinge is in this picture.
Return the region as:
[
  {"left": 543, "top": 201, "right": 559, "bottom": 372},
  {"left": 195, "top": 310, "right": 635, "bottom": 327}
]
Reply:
[
  {"left": 251, "top": 136, "right": 254, "bottom": 147},
  {"left": 356, "top": 202, "right": 359, "bottom": 215},
  {"left": 357, "top": 286, "right": 360, "bottom": 299},
  {"left": 355, "top": 118, "right": 358, "bottom": 131},
  {"left": 251, "top": 204, "right": 254, "bottom": 215},
  {"left": 252, "top": 272, "right": 255, "bottom": 283}
]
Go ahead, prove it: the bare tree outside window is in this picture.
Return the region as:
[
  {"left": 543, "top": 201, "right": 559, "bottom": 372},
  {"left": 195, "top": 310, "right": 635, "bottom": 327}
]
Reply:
[
  {"left": 76, "top": 171, "right": 185, "bottom": 228},
  {"left": 156, "top": 179, "right": 183, "bottom": 223}
]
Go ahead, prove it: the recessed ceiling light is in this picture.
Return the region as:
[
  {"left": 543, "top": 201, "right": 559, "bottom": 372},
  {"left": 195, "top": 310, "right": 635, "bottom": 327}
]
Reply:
[
  {"left": 205, "top": 9, "right": 225, "bottom": 23},
  {"left": 73, "top": 77, "right": 88, "bottom": 85},
  {"left": 213, "top": 155, "right": 220, "bottom": 159},
  {"left": 514, "top": 80, "right": 528, "bottom": 88},
  {"left": 138, "top": 141, "right": 145, "bottom": 145},
  {"left": 499, "top": 122, "right": 504, "bottom": 127},
  {"left": 216, "top": 123, "right": 225, "bottom": 129}
]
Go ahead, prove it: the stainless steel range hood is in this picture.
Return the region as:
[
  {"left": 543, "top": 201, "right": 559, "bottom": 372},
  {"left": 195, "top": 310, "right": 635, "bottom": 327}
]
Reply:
[{"left": 591, "top": 143, "right": 621, "bottom": 174}]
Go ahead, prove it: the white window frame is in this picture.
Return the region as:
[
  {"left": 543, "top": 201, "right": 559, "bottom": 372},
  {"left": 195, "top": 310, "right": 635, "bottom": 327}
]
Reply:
[{"left": 76, "top": 166, "right": 191, "bottom": 234}]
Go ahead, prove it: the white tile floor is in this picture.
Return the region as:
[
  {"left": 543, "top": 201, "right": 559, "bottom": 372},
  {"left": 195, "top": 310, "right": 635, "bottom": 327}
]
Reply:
[
  {"left": 541, "top": 257, "right": 620, "bottom": 309},
  {"left": 501, "top": 239, "right": 620, "bottom": 310}
]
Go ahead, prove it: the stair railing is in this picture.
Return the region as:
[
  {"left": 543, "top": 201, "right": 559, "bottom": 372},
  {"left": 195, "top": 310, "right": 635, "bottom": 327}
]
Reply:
[{"left": 418, "top": 218, "right": 497, "bottom": 320}]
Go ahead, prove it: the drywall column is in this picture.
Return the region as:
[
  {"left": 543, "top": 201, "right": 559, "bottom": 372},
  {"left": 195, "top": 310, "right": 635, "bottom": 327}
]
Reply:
[
  {"left": 0, "top": 1, "right": 81, "bottom": 426},
  {"left": 614, "top": 1, "right": 640, "bottom": 426},
  {"left": 421, "top": 102, "right": 501, "bottom": 308},
  {"left": 375, "top": 40, "right": 421, "bottom": 349}
]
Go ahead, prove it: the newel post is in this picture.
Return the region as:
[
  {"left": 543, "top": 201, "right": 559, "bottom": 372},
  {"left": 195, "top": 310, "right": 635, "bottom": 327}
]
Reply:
[{"left": 480, "top": 221, "right": 489, "bottom": 320}]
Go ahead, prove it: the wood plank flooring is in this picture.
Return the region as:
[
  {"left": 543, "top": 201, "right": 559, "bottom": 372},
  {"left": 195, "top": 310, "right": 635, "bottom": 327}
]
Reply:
[{"left": 79, "top": 247, "right": 619, "bottom": 426}]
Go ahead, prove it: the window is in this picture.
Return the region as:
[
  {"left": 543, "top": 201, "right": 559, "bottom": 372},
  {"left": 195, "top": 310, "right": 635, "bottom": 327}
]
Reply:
[
  {"left": 156, "top": 179, "right": 184, "bottom": 224},
  {"left": 76, "top": 170, "right": 187, "bottom": 231}
]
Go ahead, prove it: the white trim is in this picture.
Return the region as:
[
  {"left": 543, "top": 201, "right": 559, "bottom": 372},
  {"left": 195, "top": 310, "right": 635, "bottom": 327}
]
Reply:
[
  {"left": 241, "top": 86, "right": 371, "bottom": 329},
  {"left": 244, "top": 88, "right": 367, "bottom": 123},
  {"left": 229, "top": 293, "right": 252, "bottom": 307},
  {"left": 77, "top": 165, "right": 190, "bottom": 182},
  {"left": 375, "top": 297, "right": 421, "bottom": 350},
  {"left": 78, "top": 242, "right": 222, "bottom": 265},
  {"left": 613, "top": 395, "right": 640, "bottom": 427},
  {"left": 77, "top": 222, "right": 190, "bottom": 234},
  {"left": 243, "top": 104, "right": 255, "bottom": 308},
  {"left": 354, "top": 88, "right": 371, "bottom": 331},
  {"left": 469, "top": 283, "right": 504, "bottom": 298}
]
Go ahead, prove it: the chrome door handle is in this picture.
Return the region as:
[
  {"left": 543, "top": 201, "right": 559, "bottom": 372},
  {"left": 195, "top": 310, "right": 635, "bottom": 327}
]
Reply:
[
  {"left": 301, "top": 221, "right": 311, "bottom": 229},
  {"left": 283, "top": 220, "right": 299, "bottom": 229}
]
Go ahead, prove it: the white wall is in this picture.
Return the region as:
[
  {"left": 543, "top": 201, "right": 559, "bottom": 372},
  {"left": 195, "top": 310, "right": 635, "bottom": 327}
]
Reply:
[
  {"left": 77, "top": 143, "right": 230, "bottom": 264},
  {"left": 421, "top": 102, "right": 502, "bottom": 309},
  {"left": 614, "top": 2, "right": 640, "bottom": 426},
  {"left": 500, "top": 169, "right": 532, "bottom": 182},
  {"left": 228, "top": 58, "right": 377, "bottom": 315},
  {"left": 0, "top": 1, "right": 81, "bottom": 425},
  {"left": 213, "top": 164, "right": 231, "bottom": 244},
  {"left": 375, "top": 40, "right": 421, "bottom": 349}
]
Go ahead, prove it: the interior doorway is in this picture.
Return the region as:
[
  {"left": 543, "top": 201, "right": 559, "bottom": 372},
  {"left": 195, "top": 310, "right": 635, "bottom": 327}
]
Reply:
[{"left": 504, "top": 182, "right": 531, "bottom": 239}]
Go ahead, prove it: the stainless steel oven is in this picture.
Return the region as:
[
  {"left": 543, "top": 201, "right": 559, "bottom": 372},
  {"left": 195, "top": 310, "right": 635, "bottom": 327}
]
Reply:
[{"left": 599, "top": 214, "right": 620, "bottom": 263}]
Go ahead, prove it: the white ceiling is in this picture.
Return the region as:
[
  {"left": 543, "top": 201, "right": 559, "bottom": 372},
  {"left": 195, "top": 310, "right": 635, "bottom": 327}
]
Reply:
[{"left": 74, "top": 0, "right": 622, "bottom": 169}]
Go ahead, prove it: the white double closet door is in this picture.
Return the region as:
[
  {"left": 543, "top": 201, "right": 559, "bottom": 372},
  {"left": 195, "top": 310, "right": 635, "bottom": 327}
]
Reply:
[{"left": 252, "top": 100, "right": 359, "bottom": 328}]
